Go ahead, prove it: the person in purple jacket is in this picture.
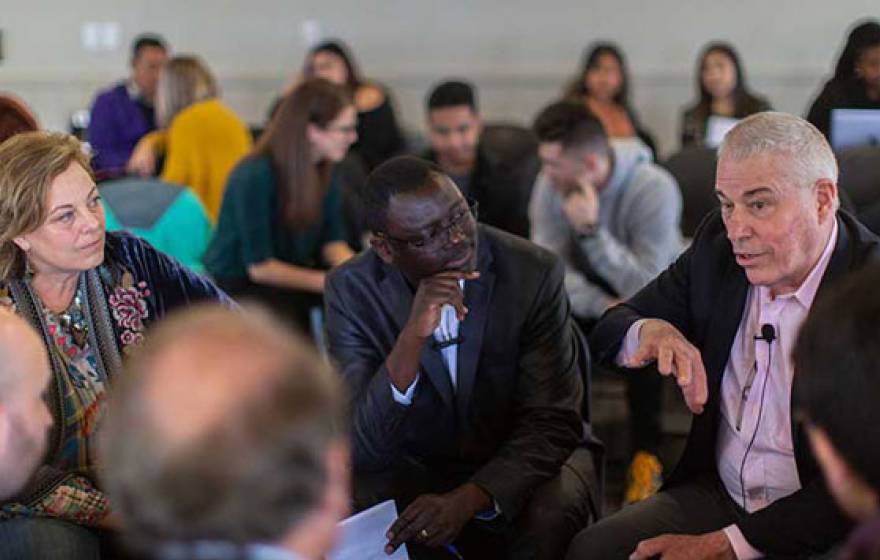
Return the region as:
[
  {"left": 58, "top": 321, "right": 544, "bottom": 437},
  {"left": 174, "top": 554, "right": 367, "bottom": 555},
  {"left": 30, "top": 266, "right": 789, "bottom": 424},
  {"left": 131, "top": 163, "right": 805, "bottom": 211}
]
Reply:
[{"left": 87, "top": 34, "right": 168, "bottom": 179}]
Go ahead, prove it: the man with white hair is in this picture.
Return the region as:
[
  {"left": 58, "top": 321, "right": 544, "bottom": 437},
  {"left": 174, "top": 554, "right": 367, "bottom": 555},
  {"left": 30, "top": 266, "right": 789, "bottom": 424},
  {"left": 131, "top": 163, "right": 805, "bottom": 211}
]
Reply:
[
  {"left": 0, "top": 309, "right": 53, "bottom": 500},
  {"left": 566, "top": 112, "right": 880, "bottom": 559}
]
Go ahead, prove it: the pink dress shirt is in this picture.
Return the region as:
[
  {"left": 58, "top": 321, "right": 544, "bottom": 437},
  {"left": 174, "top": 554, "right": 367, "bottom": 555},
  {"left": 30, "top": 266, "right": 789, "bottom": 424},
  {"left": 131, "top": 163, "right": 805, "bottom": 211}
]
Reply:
[{"left": 618, "top": 219, "right": 838, "bottom": 559}]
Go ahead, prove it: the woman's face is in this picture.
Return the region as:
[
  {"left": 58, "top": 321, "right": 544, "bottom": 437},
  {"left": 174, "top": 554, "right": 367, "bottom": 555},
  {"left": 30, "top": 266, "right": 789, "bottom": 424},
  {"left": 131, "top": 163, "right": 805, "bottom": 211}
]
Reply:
[
  {"left": 856, "top": 44, "right": 880, "bottom": 91},
  {"left": 308, "top": 105, "right": 358, "bottom": 163},
  {"left": 702, "top": 50, "right": 738, "bottom": 100},
  {"left": 585, "top": 53, "right": 624, "bottom": 103},
  {"left": 311, "top": 51, "right": 350, "bottom": 86},
  {"left": 13, "top": 162, "right": 105, "bottom": 277}
]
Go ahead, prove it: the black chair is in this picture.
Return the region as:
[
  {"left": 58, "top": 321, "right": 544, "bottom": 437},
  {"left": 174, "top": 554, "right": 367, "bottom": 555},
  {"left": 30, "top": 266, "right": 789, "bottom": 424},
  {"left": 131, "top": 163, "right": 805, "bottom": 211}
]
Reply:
[
  {"left": 661, "top": 147, "right": 718, "bottom": 238},
  {"left": 479, "top": 123, "right": 542, "bottom": 238},
  {"left": 571, "top": 321, "right": 606, "bottom": 519},
  {"left": 838, "top": 145, "right": 880, "bottom": 212}
]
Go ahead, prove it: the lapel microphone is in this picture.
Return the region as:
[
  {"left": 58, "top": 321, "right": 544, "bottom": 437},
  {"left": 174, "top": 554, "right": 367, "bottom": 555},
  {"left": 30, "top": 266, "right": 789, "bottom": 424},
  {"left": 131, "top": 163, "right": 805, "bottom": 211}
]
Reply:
[{"left": 753, "top": 324, "right": 776, "bottom": 344}]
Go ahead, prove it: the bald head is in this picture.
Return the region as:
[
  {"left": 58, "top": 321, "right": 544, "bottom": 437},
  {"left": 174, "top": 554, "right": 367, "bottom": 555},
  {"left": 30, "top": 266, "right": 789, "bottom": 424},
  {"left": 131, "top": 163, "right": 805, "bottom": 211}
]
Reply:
[
  {"left": 102, "top": 304, "right": 347, "bottom": 554},
  {"left": 0, "top": 309, "right": 53, "bottom": 499}
]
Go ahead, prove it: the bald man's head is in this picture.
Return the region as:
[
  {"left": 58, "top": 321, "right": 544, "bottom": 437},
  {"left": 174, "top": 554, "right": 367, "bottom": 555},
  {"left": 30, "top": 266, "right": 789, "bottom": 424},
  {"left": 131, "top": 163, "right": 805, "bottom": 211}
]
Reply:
[
  {"left": 102, "top": 304, "right": 348, "bottom": 555},
  {"left": 0, "top": 310, "right": 53, "bottom": 499}
]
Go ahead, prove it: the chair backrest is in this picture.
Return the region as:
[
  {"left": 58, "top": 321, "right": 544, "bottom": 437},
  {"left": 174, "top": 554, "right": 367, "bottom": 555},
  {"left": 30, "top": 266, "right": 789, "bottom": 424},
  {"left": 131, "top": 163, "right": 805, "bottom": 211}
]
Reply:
[
  {"left": 838, "top": 145, "right": 880, "bottom": 211},
  {"left": 661, "top": 147, "right": 718, "bottom": 238},
  {"left": 481, "top": 123, "right": 540, "bottom": 173},
  {"left": 571, "top": 320, "right": 593, "bottom": 424},
  {"left": 0, "top": 93, "right": 38, "bottom": 144},
  {"left": 480, "top": 123, "right": 542, "bottom": 238}
]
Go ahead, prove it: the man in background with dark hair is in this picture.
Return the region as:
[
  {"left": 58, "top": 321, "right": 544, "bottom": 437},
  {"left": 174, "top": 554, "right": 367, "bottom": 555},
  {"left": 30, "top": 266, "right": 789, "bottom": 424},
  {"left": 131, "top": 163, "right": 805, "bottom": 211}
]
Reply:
[
  {"left": 423, "top": 80, "right": 535, "bottom": 238},
  {"left": 88, "top": 33, "right": 168, "bottom": 178},
  {"left": 531, "top": 100, "right": 683, "bottom": 504},
  {"left": 325, "top": 155, "right": 597, "bottom": 559},
  {"left": 793, "top": 264, "right": 880, "bottom": 559},
  {"left": 102, "top": 305, "right": 349, "bottom": 560}
]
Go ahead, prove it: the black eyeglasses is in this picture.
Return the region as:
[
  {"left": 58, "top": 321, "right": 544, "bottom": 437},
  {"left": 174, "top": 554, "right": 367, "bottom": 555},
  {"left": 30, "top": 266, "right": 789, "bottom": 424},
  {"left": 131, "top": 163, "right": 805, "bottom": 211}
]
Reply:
[{"left": 377, "top": 198, "right": 478, "bottom": 251}]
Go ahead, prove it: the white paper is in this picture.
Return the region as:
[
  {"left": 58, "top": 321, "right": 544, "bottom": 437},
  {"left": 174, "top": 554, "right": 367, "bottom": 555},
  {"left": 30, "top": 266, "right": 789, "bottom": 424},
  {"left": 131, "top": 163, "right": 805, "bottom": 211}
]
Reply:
[{"left": 328, "top": 499, "right": 409, "bottom": 560}]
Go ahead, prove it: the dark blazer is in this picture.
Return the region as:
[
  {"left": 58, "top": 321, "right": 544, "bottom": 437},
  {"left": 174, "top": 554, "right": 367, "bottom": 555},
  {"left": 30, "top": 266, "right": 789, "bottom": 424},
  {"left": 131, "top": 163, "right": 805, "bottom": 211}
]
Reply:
[
  {"left": 325, "top": 226, "right": 584, "bottom": 518},
  {"left": 590, "top": 210, "right": 880, "bottom": 556}
]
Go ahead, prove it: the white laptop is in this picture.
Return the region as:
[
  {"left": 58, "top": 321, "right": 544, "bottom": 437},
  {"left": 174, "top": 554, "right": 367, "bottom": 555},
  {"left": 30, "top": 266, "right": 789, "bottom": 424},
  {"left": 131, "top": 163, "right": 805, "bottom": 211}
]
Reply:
[{"left": 830, "top": 109, "right": 880, "bottom": 151}]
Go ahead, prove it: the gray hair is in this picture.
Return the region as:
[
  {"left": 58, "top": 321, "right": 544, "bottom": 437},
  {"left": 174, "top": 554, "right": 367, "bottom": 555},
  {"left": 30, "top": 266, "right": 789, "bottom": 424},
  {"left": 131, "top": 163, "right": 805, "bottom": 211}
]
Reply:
[
  {"left": 718, "top": 112, "right": 839, "bottom": 188},
  {"left": 102, "top": 303, "right": 346, "bottom": 553}
]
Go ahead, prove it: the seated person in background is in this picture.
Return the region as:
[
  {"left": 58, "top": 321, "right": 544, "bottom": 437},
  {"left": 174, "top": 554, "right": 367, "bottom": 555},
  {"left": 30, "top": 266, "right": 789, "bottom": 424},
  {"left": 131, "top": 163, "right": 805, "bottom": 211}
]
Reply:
[
  {"left": 102, "top": 304, "right": 349, "bottom": 560},
  {"left": 100, "top": 176, "right": 212, "bottom": 273},
  {"left": 0, "top": 93, "right": 39, "bottom": 144},
  {"left": 0, "top": 132, "right": 230, "bottom": 559},
  {"left": 0, "top": 310, "right": 53, "bottom": 502},
  {"left": 793, "top": 264, "right": 880, "bottom": 560},
  {"left": 807, "top": 19, "right": 880, "bottom": 139},
  {"left": 680, "top": 42, "right": 771, "bottom": 149},
  {"left": 205, "top": 78, "right": 355, "bottom": 334},
  {"left": 325, "top": 156, "right": 596, "bottom": 560},
  {"left": 88, "top": 34, "right": 168, "bottom": 179},
  {"left": 290, "top": 39, "right": 405, "bottom": 172},
  {"left": 531, "top": 100, "right": 682, "bottom": 504},
  {"left": 567, "top": 112, "right": 880, "bottom": 560},
  {"left": 128, "top": 55, "right": 252, "bottom": 221},
  {"left": 422, "top": 80, "right": 534, "bottom": 238},
  {"left": 564, "top": 42, "right": 656, "bottom": 156}
]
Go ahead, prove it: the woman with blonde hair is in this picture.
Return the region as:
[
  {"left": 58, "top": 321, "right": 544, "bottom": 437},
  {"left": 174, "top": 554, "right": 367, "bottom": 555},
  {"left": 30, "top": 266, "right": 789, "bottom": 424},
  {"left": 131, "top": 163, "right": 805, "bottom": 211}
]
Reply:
[
  {"left": 128, "top": 55, "right": 252, "bottom": 220},
  {"left": 0, "top": 131, "right": 228, "bottom": 557}
]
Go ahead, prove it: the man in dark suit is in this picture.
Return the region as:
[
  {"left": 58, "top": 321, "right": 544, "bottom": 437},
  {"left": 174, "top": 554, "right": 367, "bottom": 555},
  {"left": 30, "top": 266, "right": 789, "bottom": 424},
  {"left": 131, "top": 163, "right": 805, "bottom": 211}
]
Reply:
[
  {"left": 325, "top": 156, "right": 595, "bottom": 560},
  {"left": 422, "top": 80, "right": 536, "bottom": 238},
  {"left": 566, "top": 112, "right": 880, "bottom": 560}
]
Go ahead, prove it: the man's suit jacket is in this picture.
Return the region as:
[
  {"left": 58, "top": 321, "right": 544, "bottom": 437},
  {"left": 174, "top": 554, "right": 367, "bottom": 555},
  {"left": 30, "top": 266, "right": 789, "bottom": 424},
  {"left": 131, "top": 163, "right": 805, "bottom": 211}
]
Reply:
[
  {"left": 325, "top": 225, "right": 584, "bottom": 518},
  {"left": 590, "top": 210, "right": 880, "bottom": 556}
]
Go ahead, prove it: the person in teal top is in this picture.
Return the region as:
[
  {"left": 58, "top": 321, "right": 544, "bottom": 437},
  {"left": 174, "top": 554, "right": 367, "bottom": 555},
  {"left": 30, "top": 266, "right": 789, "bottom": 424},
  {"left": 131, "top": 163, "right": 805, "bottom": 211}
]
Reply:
[
  {"left": 205, "top": 78, "right": 357, "bottom": 332},
  {"left": 101, "top": 177, "right": 212, "bottom": 273}
]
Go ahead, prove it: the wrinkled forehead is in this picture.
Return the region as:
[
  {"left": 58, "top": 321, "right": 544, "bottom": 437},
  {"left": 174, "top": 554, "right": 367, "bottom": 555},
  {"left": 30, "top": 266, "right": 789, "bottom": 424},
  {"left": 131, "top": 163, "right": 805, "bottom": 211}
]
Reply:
[
  {"left": 384, "top": 177, "right": 464, "bottom": 235},
  {"left": 715, "top": 152, "right": 802, "bottom": 195}
]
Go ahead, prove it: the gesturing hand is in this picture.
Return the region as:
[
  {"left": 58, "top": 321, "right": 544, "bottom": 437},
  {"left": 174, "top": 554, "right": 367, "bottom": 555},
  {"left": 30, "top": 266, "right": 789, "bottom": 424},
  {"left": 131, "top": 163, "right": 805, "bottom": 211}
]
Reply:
[
  {"left": 626, "top": 319, "right": 708, "bottom": 414},
  {"left": 385, "top": 484, "right": 489, "bottom": 554},
  {"left": 629, "top": 531, "right": 735, "bottom": 560},
  {"left": 405, "top": 271, "right": 480, "bottom": 339}
]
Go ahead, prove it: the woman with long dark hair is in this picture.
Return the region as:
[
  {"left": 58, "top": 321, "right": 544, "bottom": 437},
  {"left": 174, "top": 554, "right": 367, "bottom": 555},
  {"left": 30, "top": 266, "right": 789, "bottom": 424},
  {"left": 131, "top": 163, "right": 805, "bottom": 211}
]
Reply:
[
  {"left": 206, "top": 78, "right": 356, "bottom": 331},
  {"left": 274, "top": 40, "right": 406, "bottom": 172},
  {"left": 680, "top": 42, "right": 771, "bottom": 148},
  {"left": 807, "top": 19, "right": 880, "bottom": 138},
  {"left": 565, "top": 42, "right": 656, "bottom": 154}
]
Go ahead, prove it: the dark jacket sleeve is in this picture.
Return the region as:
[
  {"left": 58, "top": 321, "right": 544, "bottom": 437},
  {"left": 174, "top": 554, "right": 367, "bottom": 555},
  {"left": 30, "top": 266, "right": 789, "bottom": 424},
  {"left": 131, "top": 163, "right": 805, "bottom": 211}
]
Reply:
[
  {"left": 111, "top": 233, "right": 232, "bottom": 312},
  {"left": 737, "top": 477, "right": 852, "bottom": 556},
  {"left": 590, "top": 233, "right": 695, "bottom": 365},
  {"left": 468, "top": 257, "right": 584, "bottom": 517},
  {"left": 323, "top": 269, "right": 412, "bottom": 471}
]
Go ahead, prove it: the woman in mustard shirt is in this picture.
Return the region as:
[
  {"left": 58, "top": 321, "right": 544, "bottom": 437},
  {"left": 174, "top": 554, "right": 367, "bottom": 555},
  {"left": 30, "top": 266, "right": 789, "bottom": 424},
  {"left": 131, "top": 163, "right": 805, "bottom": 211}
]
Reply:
[{"left": 128, "top": 56, "right": 252, "bottom": 221}]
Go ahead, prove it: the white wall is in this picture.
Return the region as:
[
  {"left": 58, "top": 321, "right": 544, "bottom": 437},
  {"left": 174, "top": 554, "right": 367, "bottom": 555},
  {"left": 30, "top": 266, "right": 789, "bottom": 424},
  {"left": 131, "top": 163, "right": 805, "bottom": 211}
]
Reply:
[{"left": 1, "top": 0, "right": 878, "bottom": 157}]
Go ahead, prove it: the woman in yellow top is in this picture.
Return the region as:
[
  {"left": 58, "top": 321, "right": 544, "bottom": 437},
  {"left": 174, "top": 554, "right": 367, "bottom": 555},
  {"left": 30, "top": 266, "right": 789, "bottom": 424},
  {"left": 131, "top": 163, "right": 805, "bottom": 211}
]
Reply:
[{"left": 128, "top": 56, "right": 252, "bottom": 220}]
